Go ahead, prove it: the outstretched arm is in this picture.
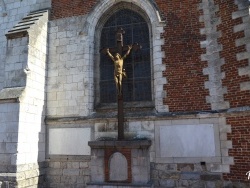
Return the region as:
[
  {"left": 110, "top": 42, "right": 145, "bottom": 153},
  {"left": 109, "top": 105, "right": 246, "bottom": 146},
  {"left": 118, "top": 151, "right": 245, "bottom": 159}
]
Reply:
[
  {"left": 122, "top": 45, "right": 132, "bottom": 59},
  {"left": 106, "top": 48, "right": 115, "bottom": 61}
]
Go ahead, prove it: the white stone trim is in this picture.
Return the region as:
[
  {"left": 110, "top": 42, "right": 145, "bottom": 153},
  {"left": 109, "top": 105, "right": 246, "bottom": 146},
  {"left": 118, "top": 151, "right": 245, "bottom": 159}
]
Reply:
[
  {"left": 84, "top": 0, "right": 168, "bottom": 112},
  {"left": 234, "top": 0, "right": 250, "bottom": 91},
  {"left": 199, "top": 0, "right": 229, "bottom": 110}
]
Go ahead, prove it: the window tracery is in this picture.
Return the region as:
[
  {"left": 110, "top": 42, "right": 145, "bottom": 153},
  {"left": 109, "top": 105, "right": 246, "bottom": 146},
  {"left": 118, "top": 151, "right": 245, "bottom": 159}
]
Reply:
[{"left": 100, "top": 9, "right": 151, "bottom": 103}]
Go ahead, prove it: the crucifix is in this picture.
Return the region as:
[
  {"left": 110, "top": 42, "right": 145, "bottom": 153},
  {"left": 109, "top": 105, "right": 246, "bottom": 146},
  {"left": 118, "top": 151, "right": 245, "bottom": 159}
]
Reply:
[{"left": 100, "top": 27, "right": 141, "bottom": 140}]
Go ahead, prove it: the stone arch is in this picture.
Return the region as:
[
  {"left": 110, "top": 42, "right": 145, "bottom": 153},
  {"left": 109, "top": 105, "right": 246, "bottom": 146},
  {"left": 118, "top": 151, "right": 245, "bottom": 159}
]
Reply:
[
  {"left": 98, "top": 9, "right": 152, "bottom": 103},
  {"left": 85, "top": 0, "right": 168, "bottom": 112},
  {"left": 86, "top": 0, "right": 162, "bottom": 35}
]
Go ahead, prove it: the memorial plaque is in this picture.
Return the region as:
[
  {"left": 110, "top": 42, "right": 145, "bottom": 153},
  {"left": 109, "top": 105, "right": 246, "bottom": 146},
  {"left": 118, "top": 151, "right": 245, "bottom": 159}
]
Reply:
[
  {"left": 160, "top": 124, "right": 216, "bottom": 157},
  {"left": 109, "top": 152, "right": 128, "bottom": 181},
  {"left": 49, "top": 128, "right": 91, "bottom": 155}
]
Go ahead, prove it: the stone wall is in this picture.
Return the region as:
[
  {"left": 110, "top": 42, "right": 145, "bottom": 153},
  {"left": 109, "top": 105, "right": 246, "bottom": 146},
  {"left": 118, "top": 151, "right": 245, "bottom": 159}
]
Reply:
[
  {"left": 0, "top": 0, "right": 249, "bottom": 187},
  {"left": 155, "top": 0, "right": 250, "bottom": 112},
  {"left": 152, "top": 162, "right": 250, "bottom": 188},
  {"left": 0, "top": 162, "right": 47, "bottom": 188},
  {"left": 0, "top": 103, "right": 20, "bottom": 171},
  {"left": 47, "top": 15, "right": 94, "bottom": 117},
  {"left": 45, "top": 0, "right": 250, "bottom": 186},
  {"left": 216, "top": 0, "right": 250, "bottom": 107},
  {"left": 0, "top": 6, "right": 49, "bottom": 188},
  {"left": 158, "top": 0, "right": 211, "bottom": 112},
  {"left": 46, "top": 0, "right": 167, "bottom": 117},
  {"left": 223, "top": 114, "right": 250, "bottom": 182},
  {"left": 46, "top": 157, "right": 91, "bottom": 188},
  {"left": 46, "top": 113, "right": 243, "bottom": 187},
  {"left": 0, "top": 0, "right": 51, "bottom": 91},
  {"left": 87, "top": 140, "right": 152, "bottom": 188},
  {"left": 152, "top": 163, "right": 222, "bottom": 187}
]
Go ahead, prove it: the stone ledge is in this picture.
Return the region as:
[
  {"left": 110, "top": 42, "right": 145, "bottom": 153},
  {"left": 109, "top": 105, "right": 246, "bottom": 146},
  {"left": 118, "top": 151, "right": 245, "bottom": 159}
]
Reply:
[
  {"left": 0, "top": 87, "right": 25, "bottom": 103},
  {"left": 87, "top": 181, "right": 153, "bottom": 187},
  {"left": 0, "top": 173, "right": 16, "bottom": 181},
  {"left": 88, "top": 140, "right": 152, "bottom": 149},
  {"left": 45, "top": 107, "right": 250, "bottom": 125},
  {"left": 5, "top": 9, "right": 49, "bottom": 40}
]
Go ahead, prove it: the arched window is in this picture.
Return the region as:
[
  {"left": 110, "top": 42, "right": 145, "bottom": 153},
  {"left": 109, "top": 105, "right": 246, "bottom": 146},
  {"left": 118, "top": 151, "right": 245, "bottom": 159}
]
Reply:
[{"left": 100, "top": 9, "right": 151, "bottom": 103}]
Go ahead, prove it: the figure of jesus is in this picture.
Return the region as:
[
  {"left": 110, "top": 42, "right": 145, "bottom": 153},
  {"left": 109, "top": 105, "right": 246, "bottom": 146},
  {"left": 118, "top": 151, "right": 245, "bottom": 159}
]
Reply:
[
  {"left": 246, "top": 171, "right": 250, "bottom": 180},
  {"left": 106, "top": 46, "right": 132, "bottom": 95}
]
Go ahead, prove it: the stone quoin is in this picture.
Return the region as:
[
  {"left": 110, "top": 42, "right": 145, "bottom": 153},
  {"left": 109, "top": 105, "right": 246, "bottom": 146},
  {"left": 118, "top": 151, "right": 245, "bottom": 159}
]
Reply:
[{"left": 0, "top": 0, "right": 249, "bottom": 188}]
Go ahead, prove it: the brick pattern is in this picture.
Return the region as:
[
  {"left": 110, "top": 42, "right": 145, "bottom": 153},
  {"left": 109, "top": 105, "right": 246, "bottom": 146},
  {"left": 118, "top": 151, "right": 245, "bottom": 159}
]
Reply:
[
  {"left": 47, "top": 0, "right": 168, "bottom": 116},
  {"left": 93, "top": 0, "right": 168, "bottom": 112},
  {"left": 157, "top": 0, "right": 211, "bottom": 112},
  {"left": 223, "top": 115, "right": 250, "bottom": 182},
  {"left": 0, "top": 1, "right": 249, "bottom": 188},
  {"left": 234, "top": 0, "right": 250, "bottom": 92},
  {"left": 51, "top": 0, "right": 97, "bottom": 20},
  {"left": 216, "top": 0, "right": 250, "bottom": 108},
  {"left": 50, "top": 0, "right": 167, "bottom": 113}
]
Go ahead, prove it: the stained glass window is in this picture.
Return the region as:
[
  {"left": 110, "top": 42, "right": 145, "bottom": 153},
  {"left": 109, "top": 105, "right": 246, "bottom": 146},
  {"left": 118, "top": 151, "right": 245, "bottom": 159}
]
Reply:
[{"left": 100, "top": 9, "right": 151, "bottom": 103}]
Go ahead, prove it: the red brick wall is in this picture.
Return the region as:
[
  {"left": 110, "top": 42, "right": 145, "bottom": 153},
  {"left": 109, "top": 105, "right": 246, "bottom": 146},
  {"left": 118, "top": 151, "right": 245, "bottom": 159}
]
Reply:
[
  {"left": 50, "top": 1, "right": 250, "bottom": 111},
  {"left": 223, "top": 115, "right": 250, "bottom": 182},
  {"left": 216, "top": 1, "right": 250, "bottom": 108},
  {"left": 51, "top": 0, "right": 97, "bottom": 20},
  {"left": 156, "top": 0, "right": 210, "bottom": 112}
]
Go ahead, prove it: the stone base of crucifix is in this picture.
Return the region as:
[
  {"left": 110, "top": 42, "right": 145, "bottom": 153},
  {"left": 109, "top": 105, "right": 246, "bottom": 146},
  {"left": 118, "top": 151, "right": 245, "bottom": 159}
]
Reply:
[
  {"left": 87, "top": 140, "right": 152, "bottom": 188},
  {"left": 87, "top": 93, "right": 152, "bottom": 187}
]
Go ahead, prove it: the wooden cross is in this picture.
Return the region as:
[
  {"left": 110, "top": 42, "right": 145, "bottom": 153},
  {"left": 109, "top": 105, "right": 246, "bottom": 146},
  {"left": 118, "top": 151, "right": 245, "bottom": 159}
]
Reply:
[
  {"left": 100, "top": 27, "right": 141, "bottom": 58},
  {"left": 100, "top": 27, "right": 141, "bottom": 140}
]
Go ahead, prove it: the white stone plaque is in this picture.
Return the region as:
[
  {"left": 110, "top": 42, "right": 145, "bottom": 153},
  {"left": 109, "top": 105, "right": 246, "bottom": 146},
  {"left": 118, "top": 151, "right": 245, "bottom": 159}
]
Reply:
[
  {"left": 160, "top": 124, "right": 215, "bottom": 157},
  {"left": 49, "top": 128, "right": 91, "bottom": 155},
  {"left": 109, "top": 152, "right": 128, "bottom": 181}
]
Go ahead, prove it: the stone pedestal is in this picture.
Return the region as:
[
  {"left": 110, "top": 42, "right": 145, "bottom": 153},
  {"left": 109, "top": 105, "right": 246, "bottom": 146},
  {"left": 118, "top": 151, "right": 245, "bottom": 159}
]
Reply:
[{"left": 87, "top": 140, "right": 152, "bottom": 188}]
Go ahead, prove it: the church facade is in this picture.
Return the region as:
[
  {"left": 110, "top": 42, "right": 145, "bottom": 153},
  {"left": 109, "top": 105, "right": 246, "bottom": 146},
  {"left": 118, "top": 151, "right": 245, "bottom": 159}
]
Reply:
[{"left": 0, "top": 0, "right": 250, "bottom": 187}]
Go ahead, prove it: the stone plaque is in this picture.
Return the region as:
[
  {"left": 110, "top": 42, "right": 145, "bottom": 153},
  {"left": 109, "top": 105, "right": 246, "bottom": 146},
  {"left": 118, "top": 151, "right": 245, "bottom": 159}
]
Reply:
[
  {"left": 109, "top": 152, "right": 128, "bottom": 181},
  {"left": 49, "top": 128, "right": 91, "bottom": 155},
  {"left": 160, "top": 124, "right": 216, "bottom": 157}
]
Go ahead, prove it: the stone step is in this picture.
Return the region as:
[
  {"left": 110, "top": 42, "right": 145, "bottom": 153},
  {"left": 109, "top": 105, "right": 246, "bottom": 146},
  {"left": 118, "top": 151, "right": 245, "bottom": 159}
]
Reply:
[{"left": 87, "top": 182, "right": 153, "bottom": 188}]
